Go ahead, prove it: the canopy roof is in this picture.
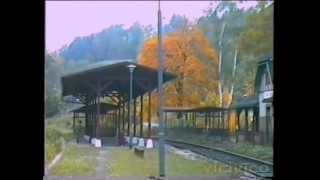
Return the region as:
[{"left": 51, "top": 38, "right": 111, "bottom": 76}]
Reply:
[
  {"left": 61, "top": 61, "right": 176, "bottom": 101},
  {"left": 71, "top": 103, "right": 118, "bottom": 113},
  {"left": 263, "top": 96, "right": 273, "bottom": 103},
  {"left": 231, "top": 96, "right": 258, "bottom": 109},
  {"left": 164, "top": 106, "right": 227, "bottom": 113}
]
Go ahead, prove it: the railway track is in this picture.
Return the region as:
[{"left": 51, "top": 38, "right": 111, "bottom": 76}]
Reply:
[{"left": 165, "top": 139, "right": 273, "bottom": 179}]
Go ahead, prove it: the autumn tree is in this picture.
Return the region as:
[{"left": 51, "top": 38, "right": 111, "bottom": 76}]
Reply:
[{"left": 138, "top": 26, "right": 219, "bottom": 111}]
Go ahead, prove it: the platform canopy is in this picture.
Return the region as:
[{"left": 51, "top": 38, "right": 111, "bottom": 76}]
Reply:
[
  {"left": 231, "top": 96, "right": 258, "bottom": 109},
  {"left": 61, "top": 61, "right": 176, "bottom": 102},
  {"left": 164, "top": 106, "right": 227, "bottom": 113},
  {"left": 71, "top": 103, "right": 118, "bottom": 114},
  {"left": 263, "top": 96, "right": 273, "bottom": 103}
]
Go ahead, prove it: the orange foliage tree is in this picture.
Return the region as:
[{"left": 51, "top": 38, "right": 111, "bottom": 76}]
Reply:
[{"left": 138, "top": 27, "right": 219, "bottom": 111}]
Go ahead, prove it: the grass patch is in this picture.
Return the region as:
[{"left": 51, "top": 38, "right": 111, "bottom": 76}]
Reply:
[
  {"left": 167, "top": 129, "right": 273, "bottom": 162},
  {"left": 229, "top": 143, "right": 273, "bottom": 162},
  {"left": 46, "top": 115, "right": 75, "bottom": 165},
  {"left": 47, "top": 115, "right": 74, "bottom": 133},
  {"left": 51, "top": 144, "right": 99, "bottom": 176},
  {"left": 108, "top": 149, "right": 241, "bottom": 176},
  {"left": 167, "top": 152, "right": 241, "bottom": 176}
]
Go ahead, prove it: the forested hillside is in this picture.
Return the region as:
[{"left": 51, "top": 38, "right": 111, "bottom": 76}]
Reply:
[{"left": 45, "top": 1, "right": 273, "bottom": 117}]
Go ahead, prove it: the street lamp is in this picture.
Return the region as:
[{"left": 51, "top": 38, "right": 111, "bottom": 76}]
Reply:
[
  {"left": 157, "top": 0, "right": 165, "bottom": 177},
  {"left": 128, "top": 64, "right": 136, "bottom": 149}
]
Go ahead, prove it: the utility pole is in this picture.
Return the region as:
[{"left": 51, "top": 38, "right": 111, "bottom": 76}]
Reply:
[
  {"left": 157, "top": 0, "right": 165, "bottom": 177},
  {"left": 128, "top": 64, "right": 136, "bottom": 149}
]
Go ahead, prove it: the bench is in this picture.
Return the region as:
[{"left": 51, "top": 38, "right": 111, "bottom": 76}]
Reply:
[
  {"left": 134, "top": 138, "right": 145, "bottom": 158},
  {"left": 134, "top": 146, "right": 145, "bottom": 158},
  {"left": 146, "top": 138, "right": 154, "bottom": 149},
  {"left": 84, "top": 135, "right": 90, "bottom": 142}
]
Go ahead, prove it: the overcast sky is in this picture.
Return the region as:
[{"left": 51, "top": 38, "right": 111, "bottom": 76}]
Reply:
[{"left": 46, "top": 1, "right": 258, "bottom": 52}]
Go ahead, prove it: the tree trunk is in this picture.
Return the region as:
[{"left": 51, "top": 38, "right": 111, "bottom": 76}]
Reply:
[
  {"left": 227, "top": 48, "right": 238, "bottom": 108},
  {"left": 218, "top": 22, "right": 226, "bottom": 121}
]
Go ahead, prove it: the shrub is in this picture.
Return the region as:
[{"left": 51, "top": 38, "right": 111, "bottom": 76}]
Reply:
[{"left": 46, "top": 126, "right": 74, "bottom": 164}]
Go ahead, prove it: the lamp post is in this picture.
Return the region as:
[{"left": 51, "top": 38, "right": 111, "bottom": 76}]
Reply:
[
  {"left": 128, "top": 64, "right": 136, "bottom": 149},
  {"left": 157, "top": 0, "right": 165, "bottom": 177}
]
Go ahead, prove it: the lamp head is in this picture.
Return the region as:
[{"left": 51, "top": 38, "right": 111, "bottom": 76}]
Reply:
[{"left": 127, "top": 64, "right": 136, "bottom": 72}]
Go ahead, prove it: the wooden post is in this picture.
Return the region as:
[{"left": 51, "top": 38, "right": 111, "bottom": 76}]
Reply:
[
  {"left": 118, "top": 105, "right": 121, "bottom": 133},
  {"left": 96, "top": 84, "right": 101, "bottom": 138},
  {"left": 212, "top": 112, "right": 214, "bottom": 129},
  {"left": 122, "top": 102, "right": 125, "bottom": 132},
  {"left": 185, "top": 113, "right": 188, "bottom": 128},
  {"left": 84, "top": 112, "right": 87, "bottom": 135},
  {"left": 140, "top": 95, "right": 143, "bottom": 137},
  {"left": 85, "top": 110, "right": 88, "bottom": 135},
  {"left": 165, "top": 112, "right": 168, "bottom": 134},
  {"left": 236, "top": 110, "right": 241, "bottom": 143},
  {"left": 92, "top": 100, "right": 95, "bottom": 138},
  {"left": 237, "top": 111, "right": 241, "bottom": 130},
  {"left": 226, "top": 110, "right": 230, "bottom": 130},
  {"left": 251, "top": 109, "right": 255, "bottom": 132},
  {"left": 112, "top": 111, "right": 115, "bottom": 136},
  {"left": 255, "top": 108, "right": 259, "bottom": 132},
  {"left": 133, "top": 98, "right": 137, "bottom": 136},
  {"left": 73, "top": 112, "right": 75, "bottom": 134},
  {"left": 222, "top": 111, "right": 225, "bottom": 129},
  {"left": 245, "top": 109, "right": 248, "bottom": 131},
  {"left": 91, "top": 112, "right": 94, "bottom": 138},
  {"left": 205, "top": 112, "right": 208, "bottom": 131},
  {"left": 217, "top": 111, "right": 220, "bottom": 129},
  {"left": 89, "top": 112, "right": 91, "bottom": 137},
  {"left": 213, "top": 112, "right": 215, "bottom": 129},
  {"left": 208, "top": 112, "right": 211, "bottom": 130},
  {"left": 211, "top": 112, "right": 215, "bottom": 129},
  {"left": 87, "top": 100, "right": 90, "bottom": 137},
  {"left": 89, "top": 107, "right": 92, "bottom": 137},
  {"left": 127, "top": 101, "right": 130, "bottom": 136},
  {"left": 192, "top": 112, "right": 195, "bottom": 128},
  {"left": 118, "top": 105, "right": 121, "bottom": 132},
  {"left": 196, "top": 112, "right": 198, "bottom": 128},
  {"left": 93, "top": 98, "right": 96, "bottom": 138},
  {"left": 113, "top": 112, "right": 116, "bottom": 136},
  {"left": 148, "top": 91, "right": 151, "bottom": 137},
  {"left": 195, "top": 112, "right": 197, "bottom": 128},
  {"left": 118, "top": 107, "right": 121, "bottom": 137}
]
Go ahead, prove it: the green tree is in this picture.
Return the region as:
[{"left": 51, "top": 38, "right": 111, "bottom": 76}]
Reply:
[
  {"left": 45, "top": 52, "right": 64, "bottom": 117},
  {"left": 236, "top": 2, "right": 273, "bottom": 96},
  {"left": 197, "top": 1, "right": 273, "bottom": 98},
  {"left": 197, "top": 1, "right": 252, "bottom": 104}
]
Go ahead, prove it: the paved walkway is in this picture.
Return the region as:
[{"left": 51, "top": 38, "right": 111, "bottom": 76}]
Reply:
[
  {"left": 46, "top": 175, "right": 243, "bottom": 180},
  {"left": 95, "top": 149, "right": 108, "bottom": 177}
]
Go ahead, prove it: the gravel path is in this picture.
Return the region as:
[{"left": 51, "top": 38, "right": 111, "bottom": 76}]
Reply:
[
  {"left": 95, "top": 149, "right": 108, "bottom": 177},
  {"left": 46, "top": 175, "right": 243, "bottom": 180},
  {"left": 95, "top": 146, "right": 126, "bottom": 177}
]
